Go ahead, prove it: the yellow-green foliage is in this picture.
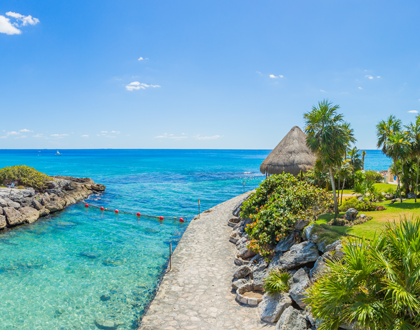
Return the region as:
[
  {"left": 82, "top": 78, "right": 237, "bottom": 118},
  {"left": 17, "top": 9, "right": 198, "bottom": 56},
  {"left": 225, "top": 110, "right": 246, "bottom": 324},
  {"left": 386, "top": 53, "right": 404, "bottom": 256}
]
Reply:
[
  {"left": 264, "top": 269, "right": 291, "bottom": 295},
  {"left": 0, "top": 165, "right": 51, "bottom": 190}
]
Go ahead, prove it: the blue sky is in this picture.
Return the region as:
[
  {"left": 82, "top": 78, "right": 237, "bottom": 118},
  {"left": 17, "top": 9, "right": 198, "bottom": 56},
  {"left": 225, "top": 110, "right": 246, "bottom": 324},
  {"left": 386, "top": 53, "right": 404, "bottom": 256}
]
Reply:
[{"left": 1, "top": 0, "right": 420, "bottom": 149}]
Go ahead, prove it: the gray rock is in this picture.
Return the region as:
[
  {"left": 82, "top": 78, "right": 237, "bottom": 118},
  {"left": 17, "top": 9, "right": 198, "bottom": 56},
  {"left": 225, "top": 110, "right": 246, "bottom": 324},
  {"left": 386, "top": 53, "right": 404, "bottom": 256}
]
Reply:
[
  {"left": 253, "top": 267, "right": 268, "bottom": 291},
  {"left": 0, "top": 215, "right": 6, "bottom": 229},
  {"left": 274, "top": 233, "right": 298, "bottom": 253},
  {"left": 295, "top": 219, "right": 310, "bottom": 230},
  {"left": 289, "top": 268, "right": 310, "bottom": 308},
  {"left": 236, "top": 236, "right": 248, "bottom": 249},
  {"left": 304, "top": 307, "right": 315, "bottom": 327},
  {"left": 45, "top": 200, "right": 64, "bottom": 213},
  {"left": 357, "top": 197, "right": 364, "bottom": 202},
  {"left": 19, "top": 206, "right": 40, "bottom": 224},
  {"left": 360, "top": 214, "right": 366, "bottom": 219},
  {"left": 32, "top": 199, "right": 43, "bottom": 210},
  {"left": 384, "top": 193, "right": 394, "bottom": 200},
  {"left": 3, "top": 207, "right": 24, "bottom": 226},
  {"left": 233, "top": 265, "right": 252, "bottom": 279},
  {"left": 324, "top": 239, "right": 342, "bottom": 253},
  {"left": 345, "top": 208, "right": 358, "bottom": 221},
  {"left": 0, "top": 206, "right": 3, "bottom": 215},
  {"left": 94, "top": 318, "right": 120, "bottom": 329},
  {"left": 269, "top": 242, "right": 319, "bottom": 272},
  {"left": 304, "top": 224, "right": 314, "bottom": 241},
  {"left": 310, "top": 252, "right": 331, "bottom": 281},
  {"left": 408, "top": 192, "right": 417, "bottom": 199},
  {"left": 259, "top": 292, "right": 292, "bottom": 323},
  {"left": 4, "top": 198, "right": 21, "bottom": 208},
  {"left": 0, "top": 198, "right": 8, "bottom": 207},
  {"left": 232, "top": 278, "right": 249, "bottom": 290},
  {"left": 275, "top": 306, "right": 307, "bottom": 330},
  {"left": 237, "top": 246, "right": 256, "bottom": 259}
]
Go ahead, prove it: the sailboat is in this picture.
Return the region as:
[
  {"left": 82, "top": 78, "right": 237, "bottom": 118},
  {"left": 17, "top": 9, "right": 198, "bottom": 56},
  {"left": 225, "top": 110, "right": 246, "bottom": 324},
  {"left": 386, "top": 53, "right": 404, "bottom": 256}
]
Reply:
[{"left": 55, "top": 151, "right": 62, "bottom": 156}]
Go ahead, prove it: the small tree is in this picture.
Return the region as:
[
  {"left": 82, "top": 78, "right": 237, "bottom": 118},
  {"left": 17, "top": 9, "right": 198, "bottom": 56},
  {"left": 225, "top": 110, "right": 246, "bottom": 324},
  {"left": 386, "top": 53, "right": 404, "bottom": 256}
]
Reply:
[{"left": 405, "top": 117, "right": 420, "bottom": 202}]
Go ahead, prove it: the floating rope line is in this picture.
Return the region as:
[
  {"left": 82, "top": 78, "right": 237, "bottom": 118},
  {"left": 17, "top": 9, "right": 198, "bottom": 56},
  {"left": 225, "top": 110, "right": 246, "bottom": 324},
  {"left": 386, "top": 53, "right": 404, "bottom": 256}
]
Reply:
[{"left": 83, "top": 202, "right": 187, "bottom": 223}]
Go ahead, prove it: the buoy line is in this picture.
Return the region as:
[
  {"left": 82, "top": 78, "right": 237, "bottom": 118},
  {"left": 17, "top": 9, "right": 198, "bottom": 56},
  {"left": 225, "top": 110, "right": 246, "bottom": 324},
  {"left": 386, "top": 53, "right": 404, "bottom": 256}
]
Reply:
[{"left": 83, "top": 202, "right": 186, "bottom": 222}]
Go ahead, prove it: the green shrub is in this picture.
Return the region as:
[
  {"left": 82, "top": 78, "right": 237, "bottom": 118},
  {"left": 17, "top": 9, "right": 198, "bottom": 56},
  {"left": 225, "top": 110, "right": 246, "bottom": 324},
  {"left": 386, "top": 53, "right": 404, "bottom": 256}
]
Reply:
[
  {"left": 264, "top": 269, "right": 291, "bottom": 295},
  {"left": 241, "top": 174, "right": 332, "bottom": 256},
  {"left": 306, "top": 217, "right": 420, "bottom": 330},
  {"left": 338, "top": 197, "right": 376, "bottom": 212},
  {"left": 364, "top": 170, "right": 384, "bottom": 183},
  {"left": 0, "top": 165, "right": 51, "bottom": 190}
]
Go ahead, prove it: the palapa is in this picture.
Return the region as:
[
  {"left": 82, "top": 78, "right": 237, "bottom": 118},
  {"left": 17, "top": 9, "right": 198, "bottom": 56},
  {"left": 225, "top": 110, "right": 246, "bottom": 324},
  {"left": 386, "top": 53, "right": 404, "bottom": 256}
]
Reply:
[{"left": 260, "top": 126, "right": 316, "bottom": 176}]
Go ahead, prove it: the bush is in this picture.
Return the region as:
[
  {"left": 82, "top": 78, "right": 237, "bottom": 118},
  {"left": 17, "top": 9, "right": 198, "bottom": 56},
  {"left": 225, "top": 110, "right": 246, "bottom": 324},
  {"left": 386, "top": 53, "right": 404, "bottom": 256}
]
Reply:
[
  {"left": 338, "top": 197, "right": 376, "bottom": 212},
  {"left": 264, "top": 269, "right": 291, "bottom": 295},
  {"left": 306, "top": 217, "right": 420, "bottom": 330},
  {"left": 241, "top": 174, "right": 332, "bottom": 256},
  {"left": 0, "top": 165, "right": 51, "bottom": 190},
  {"left": 364, "top": 170, "right": 384, "bottom": 183}
]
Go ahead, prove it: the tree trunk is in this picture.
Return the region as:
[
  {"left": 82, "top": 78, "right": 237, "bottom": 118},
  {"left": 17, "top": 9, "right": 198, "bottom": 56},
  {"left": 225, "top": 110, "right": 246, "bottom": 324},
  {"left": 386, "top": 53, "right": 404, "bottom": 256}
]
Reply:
[
  {"left": 400, "top": 159, "right": 404, "bottom": 203},
  {"left": 416, "top": 157, "right": 419, "bottom": 203},
  {"left": 341, "top": 178, "right": 346, "bottom": 205},
  {"left": 394, "top": 161, "right": 401, "bottom": 202},
  {"left": 338, "top": 173, "right": 341, "bottom": 206},
  {"left": 329, "top": 168, "right": 338, "bottom": 219}
]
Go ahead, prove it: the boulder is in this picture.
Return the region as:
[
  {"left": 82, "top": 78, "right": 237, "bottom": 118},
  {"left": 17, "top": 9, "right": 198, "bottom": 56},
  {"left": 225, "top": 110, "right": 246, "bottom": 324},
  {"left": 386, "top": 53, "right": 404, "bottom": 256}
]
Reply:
[
  {"left": 269, "top": 242, "right": 319, "bottom": 272},
  {"left": 310, "top": 252, "right": 332, "bottom": 281},
  {"left": 304, "top": 224, "right": 314, "bottom": 241},
  {"left": 32, "top": 199, "right": 43, "bottom": 210},
  {"left": 250, "top": 254, "right": 268, "bottom": 290},
  {"left": 259, "top": 292, "right": 292, "bottom": 323},
  {"left": 0, "top": 206, "right": 3, "bottom": 215},
  {"left": 304, "top": 307, "right": 315, "bottom": 327},
  {"left": 345, "top": 208, "right": 358, "bottom": 221},
  {"left": 232, "top": 278, "right": 249, "bottom": 290},
  {"left": 0, "top": 198, "right": 7, "bottom": 207},
  {"left": 19, "top": 206, "right": 40, "bottom": 224},
  {"left": 295, "top": 219, "right": 310, "bottom": 231},
  {"left": 45, "top": 200, "right": 64, "bottom": 213},
  {"left": 237, "top": 246, "right": 256, "bottom": 259},
  {"left": 233, "top": 265, "right": 252, "bottom": 279},
  {"left": 39, "top": 208, "right": 50, "bottom": 217},
  {"left": 4, "top": 198, "right": 21, "bottom": 208},
  {"left": 3, "top": 207, "right": 24, "bottom": 226},
  {"left": 324, "top": 239, "right": 342, "bottom": 253},
  {"left": 289, "top": 268, "right": 310, "bottom": 308},
  {"left": 275, "top": 233, "right": 298, "bottom": 253},
  {"left": 275, "top": 306, "right": 307, "bottom": 330},
  {"left": 0, "top": 215, "right": 6, "bottom": 229},
  {"left": 92, "top": 183, "right": 106, "bottom": 191}
]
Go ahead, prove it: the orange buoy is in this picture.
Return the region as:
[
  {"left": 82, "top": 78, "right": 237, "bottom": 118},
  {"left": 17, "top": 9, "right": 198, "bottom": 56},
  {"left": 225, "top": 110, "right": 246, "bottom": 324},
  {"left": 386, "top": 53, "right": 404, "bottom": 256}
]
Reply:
[
  {"left": 85, "top": 203, "right": 89, "bottom": 208},
  {"left": 136, "top": 212, "right": 141, "bottom": 216},
  {"left": 159, "top": 216, "right": 164, "bottom": 220},
  {"left": 179, "top": 218, "right": 184, "bottom": 222},
  {"left": 115, "top": 209, "right": 119, "bottom": 214},
  {"left": 100, "top": 206, "right": 104, "bottom": 211}
]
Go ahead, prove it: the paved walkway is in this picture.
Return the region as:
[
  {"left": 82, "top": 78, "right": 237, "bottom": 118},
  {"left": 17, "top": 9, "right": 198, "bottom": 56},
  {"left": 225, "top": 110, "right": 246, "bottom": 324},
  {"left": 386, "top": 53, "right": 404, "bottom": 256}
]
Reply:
[{"left": 139, "top": 193, "right": 274, "bottom": 330}]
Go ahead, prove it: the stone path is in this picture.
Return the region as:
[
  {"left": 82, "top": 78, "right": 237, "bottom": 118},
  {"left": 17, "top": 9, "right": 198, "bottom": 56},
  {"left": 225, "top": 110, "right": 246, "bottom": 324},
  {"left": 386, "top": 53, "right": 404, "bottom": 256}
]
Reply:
[{"left": 139, "top": 192, "right": 274, "bottom": 330}]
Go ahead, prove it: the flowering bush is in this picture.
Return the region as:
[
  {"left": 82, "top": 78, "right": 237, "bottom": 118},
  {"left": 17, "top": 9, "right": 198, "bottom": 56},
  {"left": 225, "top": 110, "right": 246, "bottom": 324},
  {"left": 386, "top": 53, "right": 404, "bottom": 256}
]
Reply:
[{"left": 241, "top": 174, "right": 332, "bottom": 256}]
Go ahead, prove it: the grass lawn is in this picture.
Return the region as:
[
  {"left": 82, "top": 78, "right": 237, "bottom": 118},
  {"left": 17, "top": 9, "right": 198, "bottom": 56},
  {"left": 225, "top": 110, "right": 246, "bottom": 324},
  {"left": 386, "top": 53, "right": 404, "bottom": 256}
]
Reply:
[
  {"left": 339, "top": 183, "right": 397, "bottom": 195},
  {"left": 313, "top": 199, "right": 420, "bottom": 243}
]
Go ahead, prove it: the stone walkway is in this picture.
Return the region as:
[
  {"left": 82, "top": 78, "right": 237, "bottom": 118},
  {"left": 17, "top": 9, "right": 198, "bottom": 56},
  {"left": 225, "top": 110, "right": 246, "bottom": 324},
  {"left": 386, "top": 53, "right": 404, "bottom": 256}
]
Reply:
[{"left": 139, "top": 193, "right": 274, "bottom": 330}]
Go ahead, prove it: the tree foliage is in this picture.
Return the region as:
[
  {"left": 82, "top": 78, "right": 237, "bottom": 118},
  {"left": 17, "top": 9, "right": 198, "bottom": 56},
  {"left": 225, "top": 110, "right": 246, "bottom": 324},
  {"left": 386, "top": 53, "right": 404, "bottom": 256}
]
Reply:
[{"left": 0, "top": 165, "right": 51, "bottom": 190}]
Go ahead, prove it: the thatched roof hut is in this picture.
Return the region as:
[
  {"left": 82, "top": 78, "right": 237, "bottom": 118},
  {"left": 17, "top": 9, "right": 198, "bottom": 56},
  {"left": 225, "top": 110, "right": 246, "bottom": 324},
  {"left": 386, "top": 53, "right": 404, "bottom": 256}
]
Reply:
[{"left": 260, "top": 126, "right": 316, "bottom": 176}]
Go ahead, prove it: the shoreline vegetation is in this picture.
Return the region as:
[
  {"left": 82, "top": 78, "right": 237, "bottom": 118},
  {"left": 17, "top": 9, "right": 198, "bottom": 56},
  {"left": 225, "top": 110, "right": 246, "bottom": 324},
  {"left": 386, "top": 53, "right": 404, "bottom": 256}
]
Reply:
[{"left": 0, "top": 165, "right": 105, "bottom": 231}]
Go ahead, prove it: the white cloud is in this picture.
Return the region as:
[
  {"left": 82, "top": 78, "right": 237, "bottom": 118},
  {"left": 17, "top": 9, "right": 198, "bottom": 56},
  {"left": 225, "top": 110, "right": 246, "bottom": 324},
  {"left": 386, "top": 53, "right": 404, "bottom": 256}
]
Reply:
[
  {"left": 138, "top": 57, "right": 144, "bottom": 61},
  {"left": 50, "top": 134, "right": 69, "bottom": 138},
  {"left": 81, "top": 135, "right": 89, "bottom": 138},
  {"left": 408, "top": 110, "right": 418, "bottom": 113},
  {"left": 320, "top": 89, "right": 326, "bottom": 93},
  {"left": 155, "top": 133, "right": 187, "bottom": 140},
  {"left": 269, "top": 74, "right": 283, "bottom": 79},
  {"left": 0, "top": 15, "right": 21, "bottom": 35},
  {"left": 377, "top": 76, "right": 381, "bottom": 78},
  {"left": 0, "top": 131, "right": 20, "bottom": 139},
  {"left": 20, "top": 128, "right": 32, "bottom": 132},
  {"left": 6, "top": 12, "right": 39, "bottom": 26},
  {"left": 365, "top": 75, "right": 373, "bottom": 79},
  {"left": 33, "top": 133, "right": 44, "bottom": 138},
  {"left": 111, "top": 130, "right": 120, "bottom": 134},
  {"left": 126, "top": 81, "right": 161, "bottom": 91},
  {"left": 193, "top": 134, "right": 221, "bottom": 140},
  {"left": 358, "top": 87, "right": 363, "bottom": 90}
]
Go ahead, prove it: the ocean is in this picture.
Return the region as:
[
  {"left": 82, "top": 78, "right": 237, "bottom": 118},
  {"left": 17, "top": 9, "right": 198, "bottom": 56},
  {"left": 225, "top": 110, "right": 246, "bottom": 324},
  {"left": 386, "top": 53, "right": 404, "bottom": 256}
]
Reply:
[{"left": 0, "top": 149, "right": 391, "bottom": 329}]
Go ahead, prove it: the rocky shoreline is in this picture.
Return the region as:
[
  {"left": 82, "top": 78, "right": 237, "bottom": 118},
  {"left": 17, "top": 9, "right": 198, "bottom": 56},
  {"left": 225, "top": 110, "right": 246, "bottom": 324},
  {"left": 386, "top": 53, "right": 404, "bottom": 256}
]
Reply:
[{"left": 0, "top": 176, "right": 105, "bottom": 230}]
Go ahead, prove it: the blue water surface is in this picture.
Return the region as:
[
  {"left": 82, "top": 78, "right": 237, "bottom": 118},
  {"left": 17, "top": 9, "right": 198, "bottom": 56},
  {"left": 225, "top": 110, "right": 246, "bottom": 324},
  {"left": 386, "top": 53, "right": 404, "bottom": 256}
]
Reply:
[{"left": 0, "top": 149, "right": 390, "bottom": 329}]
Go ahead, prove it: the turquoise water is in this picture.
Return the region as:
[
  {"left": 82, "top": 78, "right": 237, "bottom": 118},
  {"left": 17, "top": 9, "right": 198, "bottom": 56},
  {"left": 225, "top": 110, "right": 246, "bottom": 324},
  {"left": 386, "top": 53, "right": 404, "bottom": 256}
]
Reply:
[{"left": 0, "top": 149, "right": 390, "bottom": 329}]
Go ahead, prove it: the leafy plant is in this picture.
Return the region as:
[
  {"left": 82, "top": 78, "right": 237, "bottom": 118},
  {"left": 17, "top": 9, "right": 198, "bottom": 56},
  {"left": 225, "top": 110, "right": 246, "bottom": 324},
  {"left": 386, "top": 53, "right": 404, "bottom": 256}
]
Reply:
[
  {"left": 0, "top": 165, "right": 51, "bottom": 190},
  {"left": 264, "top": 269, "right": 291, "bottom": 295},
  {"left": 338, "top": 197, "right": 376, "bottom": 212},
  {"left": 364, "top": 170, "right": 384, "bottom": 183},
  {"left": 242, "top": 173, "right": 332, "bottom": 256},
  {"left": 306, "top": 217, "right": 420, "bottom": 330}
]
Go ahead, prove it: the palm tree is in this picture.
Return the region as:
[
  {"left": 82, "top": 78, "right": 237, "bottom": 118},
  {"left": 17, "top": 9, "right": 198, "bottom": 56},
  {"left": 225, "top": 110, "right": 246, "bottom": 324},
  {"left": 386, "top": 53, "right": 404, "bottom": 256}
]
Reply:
[
  {"left": 304, "top": 99, "right": 355, "bottom": 218},
  {"left": 376, "top": 115, "right": 402, "bottom": 153},
  {"left": 348, "top": 146, "right": 363, "bottom": 171},
  {"left": 405, "top": 118, "right": 420, "bottom": 202},
  {"left": 386, "top": 131, "right": 411, "bottom": 202},
  {"left": 338, "top": 161, "right": 352, "bottom": 205},
  {"left": 306, "top": 217, "right": 420, "bottom": 330},
  {"left": 362, "top": 150, "right": 366, "bottom": 170}
]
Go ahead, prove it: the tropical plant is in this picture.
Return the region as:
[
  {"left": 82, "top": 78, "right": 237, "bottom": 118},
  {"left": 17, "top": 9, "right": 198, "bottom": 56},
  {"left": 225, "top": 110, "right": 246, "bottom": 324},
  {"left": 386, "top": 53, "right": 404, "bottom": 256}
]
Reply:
[
  {"left": 362, "top": 150, "right": 366, "bottom": 170},
  {"left": 386, "top": 131, "right": 411, "bottom": 202},
  {"left": 263, "top": 269, "right": 291, "bottom": 295},
  {"left": 405, "top": 117, "right": 420, "bottom": 202},
  {"left": 306, "top": 217, "right": 420, "bottom": 330},
  {"left": 376, "top": 115, "right": 402, "bottom": 153},
  {"left": 364, "top": 170, "right": 384, "bottom": 183},
  {"left": 337, "top": 161, "right": 352, "bottom": 205},
  {"left": 348, "top": 146, "right": 363, "bottom": 172},
  {"left": 338, "top": 197, "right": 375, "bottom": 212},
  {"left": 304, "top": 99, "right": 355, "bottom": 218},
  {"left": 242, "top": 173, "right": 332, "bottom": 256},
  {"left": 0, "top": 165, "right": 51, "bottom": 190}
]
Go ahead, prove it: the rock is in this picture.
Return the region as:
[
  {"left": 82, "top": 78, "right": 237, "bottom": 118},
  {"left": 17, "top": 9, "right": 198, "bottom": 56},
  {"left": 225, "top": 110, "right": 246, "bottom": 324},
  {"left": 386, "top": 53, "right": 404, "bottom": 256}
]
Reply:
[
  {"left": 360, "top": 214, "right": 366, "bottom": 219},
  {"left": 92, "top": 183, "right": 106, "bottom": 191},
  {"left": 304, "top": 224, "right": 314, "bottom": 241},
  {"left": 237, "top": 246, "right": 256, "bottom": 259},
  {"left": 333, "top": 243, "right": 345, "bottom": 258},
  {"left": 4, "top": 198, "right": 21, "bottom": 208},
  {"left": 0, "top": 215, "right": 6, "bottom": 229},
  {"left": 304, "top": 307, "right": 315, "bottom": 327},
  {"left": 275, "top": 306, "right": 307, "bottom": 330},
  {"left": 94, "top": 318, "right": 120, "bottom": 330},
  {"left": 345, "top": 208, "right": 358, "bottom": 221},
  {"left": 232, "top": 278, "right": 249, "bottom": 290},
  {"left": 250, "top": 254, "right": 268, "bottom": 290},
  {"left": 0, "top": 206, "right": 3, "bottom": 215},
  {"left": 19, "top": 206, "right": 40, "bottom": 224},
  {"left": 269, "top": 242, "right": 319, "bottom": 272},
  {"left": 236, "top": 236, "right": 248, "bottom": 249},
  {"left": 275, "top": 233, "right": 298, "bottom": 253},
  {"left": 357, "top": 197, "right": 364, "bottom": 202},
  {"left": 45, "top": 200, "right": 64, "bottom": 213},
  {"left": 408, "top": 192, "right": 416, "bottom": 199},
  {"left": 39, "top": 208, "right": 50, "bottom": 217},
  {"left": 384, "top": 193, "right": 394, "bottom": 200},
  {"left": 32, "top": 199, "right": 43, "bottom": 210},
  {"left": 0, "top": 198, "right": 8, "bottom": 207},
  {"left": 289, "top": 268, "right": 310, "bottom": 308},
  {"left": 323, "top": 239, "right": 342, "bottom": 253},
  {"left": 295, "top": 219, "right": 310, "bottom": 231},
  {"left": 309, "top": 252, "right": 332, "bottom": 281},
  {"left": 233, "top": 265, "right": 252, "bottom": 279},
  {"left": 3, "top": 207, "right": 24, "bottom": 226},
  {"left": 259, "top": 292, "right": 292, "bottom": 323}
]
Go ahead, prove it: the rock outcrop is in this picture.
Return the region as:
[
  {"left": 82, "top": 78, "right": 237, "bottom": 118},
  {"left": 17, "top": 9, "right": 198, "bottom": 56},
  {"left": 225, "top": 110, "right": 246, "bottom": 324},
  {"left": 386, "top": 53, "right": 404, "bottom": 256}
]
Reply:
[{"left": 0, "top": 176, "right": 105, "bottom": 230}]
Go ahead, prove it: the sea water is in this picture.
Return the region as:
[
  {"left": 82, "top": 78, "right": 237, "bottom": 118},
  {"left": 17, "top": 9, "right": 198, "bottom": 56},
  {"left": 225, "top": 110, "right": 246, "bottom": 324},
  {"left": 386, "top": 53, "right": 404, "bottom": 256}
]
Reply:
[{"left": 0, "top": 149, "right": 390, "bottom": 329}]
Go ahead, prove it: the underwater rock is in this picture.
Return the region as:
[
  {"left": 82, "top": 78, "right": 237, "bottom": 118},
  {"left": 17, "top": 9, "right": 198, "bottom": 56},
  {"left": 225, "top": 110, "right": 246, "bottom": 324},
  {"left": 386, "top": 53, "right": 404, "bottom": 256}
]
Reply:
[
  {"left": 103, "top": 258, "right": 125, "bottom": 266},
  {"left": 80, "top": 251, "right": 99, "bottom": 259}
]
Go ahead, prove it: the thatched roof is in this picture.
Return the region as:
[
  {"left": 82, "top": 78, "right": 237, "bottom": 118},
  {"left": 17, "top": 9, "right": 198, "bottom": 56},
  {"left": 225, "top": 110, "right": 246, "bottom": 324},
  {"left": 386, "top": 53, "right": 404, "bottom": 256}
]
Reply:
[{"left": 260, "top": 126, "right": 316, "bottom": 176}]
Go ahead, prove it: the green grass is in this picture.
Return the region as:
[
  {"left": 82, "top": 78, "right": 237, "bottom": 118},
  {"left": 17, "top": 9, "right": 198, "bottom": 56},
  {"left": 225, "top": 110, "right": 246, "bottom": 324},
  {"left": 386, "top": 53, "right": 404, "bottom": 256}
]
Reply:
[
  {"left": 338, "top": 183, "right": 397, "bottom": 195},
  {"left": 314, "top": 199, "right": 420, "bottom": 242}
]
